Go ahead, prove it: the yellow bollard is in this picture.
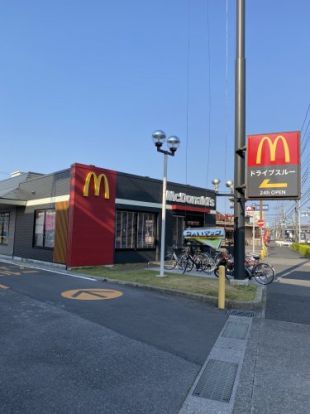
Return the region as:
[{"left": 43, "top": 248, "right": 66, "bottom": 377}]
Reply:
[
  {"left": 218, "top": 265, "right": 226, "bottom": 310},
  {"left": 260, "top": 245, "right": 268, "bottom": 258}
]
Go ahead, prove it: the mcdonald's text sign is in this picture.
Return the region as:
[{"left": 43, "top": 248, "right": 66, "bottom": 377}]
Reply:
[{"left": 247, "top": 131, "right": 300, "bottom": 199}]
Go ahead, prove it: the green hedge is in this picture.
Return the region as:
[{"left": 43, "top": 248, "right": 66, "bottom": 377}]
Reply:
[{"left": 291, "top": 243, "right": 310, "bottom": 257}]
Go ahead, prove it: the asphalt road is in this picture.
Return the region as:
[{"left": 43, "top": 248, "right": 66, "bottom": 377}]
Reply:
[{"left": 0, "top": 262, "right": 227, "bottom": 414}]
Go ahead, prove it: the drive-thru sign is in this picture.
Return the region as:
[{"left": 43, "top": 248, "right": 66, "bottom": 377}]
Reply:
[{"left": 247, "top": 131, "right": 300, "bottom": 199}]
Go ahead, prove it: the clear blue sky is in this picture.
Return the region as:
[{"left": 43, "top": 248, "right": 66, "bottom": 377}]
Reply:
[{"left": 0, "top": 0, "right": 309, "bottom": 218}]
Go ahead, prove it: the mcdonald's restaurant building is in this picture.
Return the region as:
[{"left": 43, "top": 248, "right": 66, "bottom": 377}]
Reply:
[{"left": 0, "top": 163, "right": 216, "bottom": 267}]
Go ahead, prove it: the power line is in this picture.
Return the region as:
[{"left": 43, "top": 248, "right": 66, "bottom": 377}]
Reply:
[
  {"left": 205, "top": 0, "right": 212, "bottom": 186},
  {"left": 300, "top": 103, "right": 310, "bottom": 133},
  {"left": 282, "top": 104, "right": 310, "bottom": 219},
  {"left": 300, "top": 104, "right": 310, "bottom": 156},
  {"left": 224, "top": 0, "right": 229, "bottom": 213},
  {"left": 185, "top": 0, "right": 191, "bottom": 185}
]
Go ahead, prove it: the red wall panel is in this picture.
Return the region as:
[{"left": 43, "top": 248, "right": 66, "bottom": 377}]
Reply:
[{"left": 67, "top": 163, "right": 117, "bottom": 267}]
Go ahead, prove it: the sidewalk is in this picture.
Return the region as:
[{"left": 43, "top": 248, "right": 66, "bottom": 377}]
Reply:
[
  {"left": 179, "top": 314, "right": 310, "bottom": 414},
  {"left": 233, "top": 318, "right": 310, "bottom": 414},
  {"left": 179, "top": 246, "right": 310, "bottom": 414},
  {"left": 233, "top": 246, "right": 310, "bottom": 414}
]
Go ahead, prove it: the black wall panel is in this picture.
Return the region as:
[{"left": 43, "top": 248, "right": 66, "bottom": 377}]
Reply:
[
  {"left": 114, "top": 249, "right": 156, "bottom": 264},
  {"left": 14, "top": 205, "right": 54, "bottom": 262},
  {"left": 19, "top": 169, "right": 70, "bottom": 200},
  {"left": 116, "top": 172, "right": 216, "bottom": 207}
]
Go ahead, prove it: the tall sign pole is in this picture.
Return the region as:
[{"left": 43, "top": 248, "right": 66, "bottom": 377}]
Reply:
[
  {"left": 234, "top": 0, "right": 246, "bottom": 279},
  {"left": 260, "top": 199, "right": 263, "bottom": 251}
]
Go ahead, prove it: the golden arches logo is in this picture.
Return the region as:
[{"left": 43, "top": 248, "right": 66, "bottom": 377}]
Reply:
[
  {"left": 83, "top": 172, "right": 110, "bottom": 199},
  {"left": 256, "top": 135, "right": 290, "bottom": 164}
]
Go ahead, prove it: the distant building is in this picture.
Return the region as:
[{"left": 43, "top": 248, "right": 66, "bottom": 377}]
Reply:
[{"left": 216, "top": 212, "right": 261, "bottom": 248}]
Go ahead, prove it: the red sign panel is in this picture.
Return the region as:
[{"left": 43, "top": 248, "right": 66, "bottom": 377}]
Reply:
[
  {"left": 67, "top": 163, "right": 117, "bottom": 267},
  {"left": 247, "top": 131, "right": 300, "bottom": 167},
  {"left": 247, "top": 131, "right": 300, "bottom": 199}
]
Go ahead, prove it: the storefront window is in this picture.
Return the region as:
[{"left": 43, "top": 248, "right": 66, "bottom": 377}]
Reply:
[
  {"left": 0, "top": 212, "right": 10, "bottom": 245},
  {"left": 45, "top": 210, "right": 56, "bottom": 248},
  {"left": 115, "top": 211, "right": 156, "bottom": 249},
  {"left": 137, "top": 213, "right": 155, "bottom": 249},
  {"left": 34, "top": 210, "right": 56, "bottom": 248},
  {"left": 115, "top": 211, "right": 136, "bottom": 249}
]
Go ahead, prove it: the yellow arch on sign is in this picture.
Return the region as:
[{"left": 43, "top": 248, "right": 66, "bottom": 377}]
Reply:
[
  {"left": 83, "top": 172, "right": 110, "bottom": 199},
  {"left": 256, "top": 135, "right": 290, "bottom": 164}
]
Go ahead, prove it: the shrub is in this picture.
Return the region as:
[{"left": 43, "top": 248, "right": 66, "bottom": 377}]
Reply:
[
  {"left": 291, "top": 243, "right": 310, "bottom": 257},
  {"left": 291, "top": 242, "right": 299, "bottom": 252}
]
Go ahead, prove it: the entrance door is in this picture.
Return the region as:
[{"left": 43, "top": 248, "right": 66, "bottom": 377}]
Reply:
[
  {"left": 172, "top": 216, "right": 184, "bottom": 247},
  {"left": 184, "top": 213, "right": 204, "bottom": 229}
]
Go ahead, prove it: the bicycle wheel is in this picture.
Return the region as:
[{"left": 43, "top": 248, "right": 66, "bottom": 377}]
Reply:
[
  {"left": 177, "top": 255, "right": 188, "bottom": 271},
  {"left": 200, "top": 254, "right": 216, "bottom": 273},
  {"left": 193, "top": 254, "right": 206, "bottom": 272},
  {"left": 253, "top": 263, "right": 274, "bottom": 285},
  {"left": 182, "top": 257, "right": 194, "bottom": 274},
  {"left": 164, "top": 252, "right": 177, "bottom": 270},
  {"left": 214, "top": 265, "right": 233, "bottom": 280},
  {"left": 214, "top": 266, "right": 220, "bottom": 278}
]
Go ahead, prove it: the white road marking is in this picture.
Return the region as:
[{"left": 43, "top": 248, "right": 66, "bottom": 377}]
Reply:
[{"left": 0, "top": 259, "right": 96, "bottom": 282}]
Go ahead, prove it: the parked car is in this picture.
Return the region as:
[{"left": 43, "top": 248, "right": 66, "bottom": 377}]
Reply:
[{"left": 275, "top": 240, "right": 293, "bottom": 246}]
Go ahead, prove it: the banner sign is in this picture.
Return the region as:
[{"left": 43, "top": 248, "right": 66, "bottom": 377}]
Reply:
[
  {"left": 251, "top": 203, "right": 269, "bottom": 211},
  {"left": 247, "top": 131, "right": 300, "bottom": 199},
  {"left": 183, "top": 227, "right": 225, "bottom": 250}
]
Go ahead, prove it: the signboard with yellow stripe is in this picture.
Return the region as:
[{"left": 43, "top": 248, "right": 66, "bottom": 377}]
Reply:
[
  {"left": 247, "top": 131, "right": 300, "bottom": 199},
  {"left": 183, "top": 227, "right": 225, "bottom": 250}
]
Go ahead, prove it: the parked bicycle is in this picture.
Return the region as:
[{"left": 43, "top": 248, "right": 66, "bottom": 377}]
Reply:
[
  {"left": 164, "top": 246, "right": 187, "bottom": 271},
  {"left": 214, "top": 251, "right": 275, "bottom": 285},
  {"left": 181, "top": 246, "right": 215, "bottom": 274},
  {"left": 213, "top": 249, "right": 234, "bottom": 278}
]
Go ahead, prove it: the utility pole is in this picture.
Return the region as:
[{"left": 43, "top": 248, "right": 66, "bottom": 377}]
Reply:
[
  {"left": 259, "top": 199, "right": 263, "bottom": 250},
  {"left": 234, "top": 0, "right": 246, "bottom": 280},
  {"left": 280, "top": 205, "right": 285, "bottom": 240},
  {"left": 295, "top": 201, "right": 300, "bottom": 242},
  {"left": 297, "top": 200, "right": 301, "bottom": 242}
]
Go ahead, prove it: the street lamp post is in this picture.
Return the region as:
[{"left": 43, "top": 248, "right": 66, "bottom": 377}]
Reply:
[
  {"left": 212, "top": 178, "right": 234, "bottom": 197},
  {"left": 234, "top": 0, "right": 246, "bottom": 280},
  {"left": 152, "top": 130, "right": 180, "bottom": 277}
]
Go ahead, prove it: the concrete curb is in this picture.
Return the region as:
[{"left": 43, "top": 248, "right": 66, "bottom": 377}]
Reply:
[
  {"left": 84, "top": 274, "right": 264, "bottom": 311},
  {"left": 0, "top": 254, "right": 66, "bottom": 269}
]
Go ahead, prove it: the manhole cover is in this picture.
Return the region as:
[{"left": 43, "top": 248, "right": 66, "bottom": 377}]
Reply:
[{"left": 193, "top": 359, "right": 238, "bottom": 402}]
